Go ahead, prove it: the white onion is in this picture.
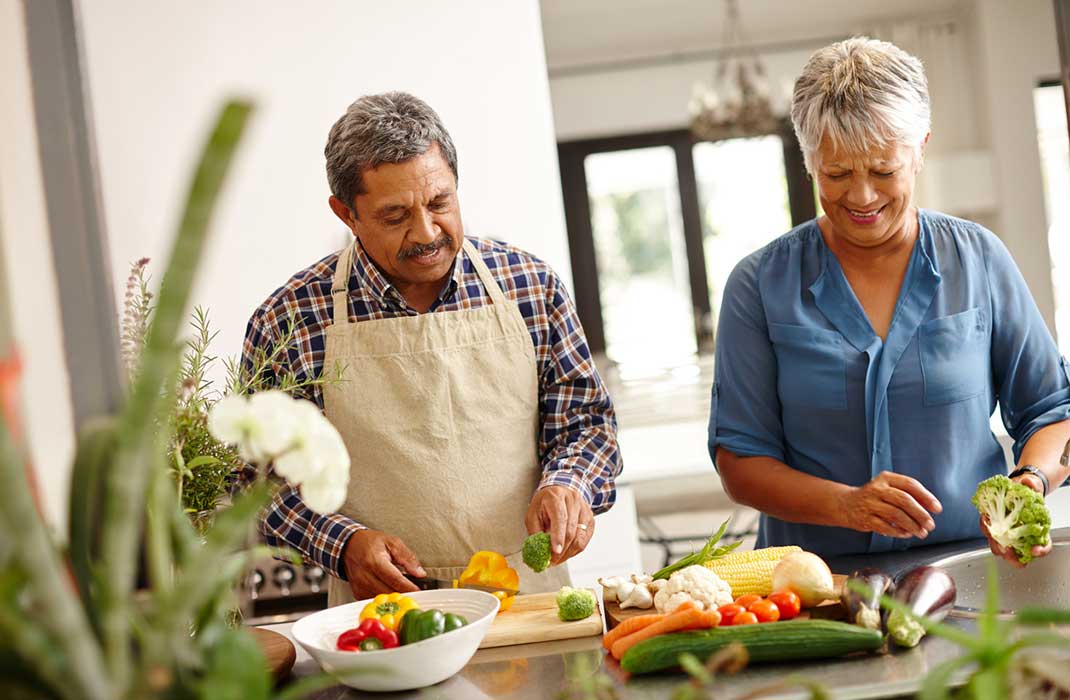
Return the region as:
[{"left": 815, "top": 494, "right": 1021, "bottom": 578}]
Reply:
[{"left": 771, "top": 551, "right": 837, "bottom": 608}]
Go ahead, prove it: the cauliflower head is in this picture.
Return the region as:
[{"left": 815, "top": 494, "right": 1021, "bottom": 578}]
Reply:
[
  {"left": 653, "top": 565, "right": 733, "bottom": 614},
  {"left": 972, "top": 474, "right": 1051, "bottom": 565}
]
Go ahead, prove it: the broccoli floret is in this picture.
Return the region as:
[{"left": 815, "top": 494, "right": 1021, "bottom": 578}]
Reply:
[
  {"left": 971, "top": 475, "right": 1051, "bottom": 564},
  {"left": 556, "top": 586, "right": 596, "bottom": 621},
  {"left": 522, "top": 532, "right": 552, "bottom": 573}
]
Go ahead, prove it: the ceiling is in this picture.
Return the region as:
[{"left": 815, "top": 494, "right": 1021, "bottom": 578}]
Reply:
[{"left": 540, "top": 0, "right": 963, "bottom": 72}]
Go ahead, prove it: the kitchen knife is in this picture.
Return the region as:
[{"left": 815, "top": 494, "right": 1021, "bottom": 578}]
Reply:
[{"left": 405, "top": 575, "right": 520, "bottom": 597}]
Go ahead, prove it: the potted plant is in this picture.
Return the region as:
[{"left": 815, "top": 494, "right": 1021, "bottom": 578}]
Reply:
[{"left": 0, "top": 100, "right": 346, "bottom": 700}]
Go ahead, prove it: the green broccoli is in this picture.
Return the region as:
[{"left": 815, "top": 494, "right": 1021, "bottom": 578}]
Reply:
[
  {"left": 971, "top": 474, "right": 1051, "bottom": 564},
  {"left": 522, "top": 531, "right": 552, "bottom": 573},
  {"left": 556, "top": 586, "right": 597, "bottom": 621}
]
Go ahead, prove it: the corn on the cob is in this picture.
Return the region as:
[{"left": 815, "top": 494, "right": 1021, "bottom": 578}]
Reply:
[{"left": 704, "top": 546, "right": 802, "bottom": 597}]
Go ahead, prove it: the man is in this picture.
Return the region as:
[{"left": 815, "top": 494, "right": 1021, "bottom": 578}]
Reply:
[{"left": 242, "top": 92, "right": 622, "bottom": 604}]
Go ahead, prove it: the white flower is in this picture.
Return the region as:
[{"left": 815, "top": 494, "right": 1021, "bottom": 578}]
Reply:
[
  {"left": 300, "top": 474, "right": 348, "bottom": 514},
  {"left": 208, "top": 390, "right": 350, "bottom": 513},
  {"left": 207, "top": 394, "right": 258, "bottom": 460},
  {"left": 245, "top": 391, "right": 303, "bottom": 460}
]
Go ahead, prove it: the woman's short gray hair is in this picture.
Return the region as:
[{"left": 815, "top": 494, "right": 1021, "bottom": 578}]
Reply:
[
  {"left": 790, "top": 37, "right": 930, "bottom": 174},
  {"left": 325, "top": 91, "right": 459, "bottom": 210}
]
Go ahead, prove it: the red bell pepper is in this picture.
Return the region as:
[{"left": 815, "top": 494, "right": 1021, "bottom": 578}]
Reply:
[{"left": 336, "top": 618, "right": 399, "bottom": 652}]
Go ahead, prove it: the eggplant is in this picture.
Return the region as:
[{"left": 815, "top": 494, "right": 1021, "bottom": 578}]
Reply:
[
  {"left": 886, "top": 565, "right": 956, "bottom": 648},
  {"left": 841, "top": 567, "right": 895, "bottom": 630}
]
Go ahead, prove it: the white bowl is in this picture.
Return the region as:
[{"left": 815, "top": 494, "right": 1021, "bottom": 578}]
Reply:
[{"left": 291, "top": 589, "right": 499, "bottom": 692}]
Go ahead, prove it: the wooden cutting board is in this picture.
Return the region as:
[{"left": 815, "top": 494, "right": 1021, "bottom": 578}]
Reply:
[
  {"left": 605, "top": 574, "right": 847, "bottom": 629},
  {"left": 479, "top": 589, "right": 603, "bottom": 648},
  {"left": 251, "top": 627, "right": 296, "bottom": 682}
]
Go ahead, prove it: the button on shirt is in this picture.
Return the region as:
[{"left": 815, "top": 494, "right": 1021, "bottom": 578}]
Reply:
[
  {"left": 242, "top": 236, "right": 622, "bottom": 579},
  {"left": 708, "top": 210, "right": 1070, "bottom": 557}
]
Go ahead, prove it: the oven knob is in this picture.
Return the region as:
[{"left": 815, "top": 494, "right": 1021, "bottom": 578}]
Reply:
[
  {"left": 272, "top": 564, "right": 295, "bottom": 596},
  {"left": 246, "top": 568, "right": 265, "bottom": 601},
  {"left": 303, "top": 565, "right": 326, "bottom": 593}
]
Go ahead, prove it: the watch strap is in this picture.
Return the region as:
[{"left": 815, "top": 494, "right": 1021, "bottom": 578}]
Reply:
[{"left": 1009, "top": 465, "right": 1049, "bottom": 497}]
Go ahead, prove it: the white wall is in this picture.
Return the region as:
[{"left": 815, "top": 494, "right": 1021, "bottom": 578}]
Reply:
[
  {"left": 971, "top": 0, "right": 1061, "bottom": 332},
  {"left": 78, "top": 0, "right": 571, "bottom": 384},
  {"left": 0, "top": 0, "right": 76, "bottom": 530}
]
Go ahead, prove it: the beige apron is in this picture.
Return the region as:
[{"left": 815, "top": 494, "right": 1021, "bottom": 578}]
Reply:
[{"left": 324, "top": 239, "right": 571, "bottom": 606}]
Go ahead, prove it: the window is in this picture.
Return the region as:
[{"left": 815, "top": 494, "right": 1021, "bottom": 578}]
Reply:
[
  {"left": 585, "top": 146, "right": 696, "bottom": 369},
  {"left": 1034, "top": 82, "right": 1070, "bottom": 355},
  {"left": 694, "top": 136, "right": 793, "bottom": 338},
  {"left": 558, "top": 126, "right": 814, "bottom": 375}
]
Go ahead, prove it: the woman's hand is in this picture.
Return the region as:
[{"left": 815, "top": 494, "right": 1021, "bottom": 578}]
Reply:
[
  {"left": 840, "top": 471, "right": 943, "bottom": 538},
  {"left": 980, "top": 474, "right": 1053, "bottom": 568}
]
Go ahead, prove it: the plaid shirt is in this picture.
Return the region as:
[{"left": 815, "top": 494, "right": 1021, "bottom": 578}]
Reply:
[{"left": 241, "top": 236, "right": 621, "bottom": 581}]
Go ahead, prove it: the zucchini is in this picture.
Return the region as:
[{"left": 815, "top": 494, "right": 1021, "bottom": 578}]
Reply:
[{"left": 619, "top": 620, "right": 883, "bottom": 674}]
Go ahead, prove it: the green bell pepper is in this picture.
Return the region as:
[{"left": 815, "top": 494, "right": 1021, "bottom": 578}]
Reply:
[{"left": 398, "top": 609, "right": 468, "bottom": 645}]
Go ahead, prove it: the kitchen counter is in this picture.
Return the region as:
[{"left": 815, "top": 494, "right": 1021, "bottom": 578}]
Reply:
[{"left": 267, "top": 527, "right": 1070, "bottom": 699}]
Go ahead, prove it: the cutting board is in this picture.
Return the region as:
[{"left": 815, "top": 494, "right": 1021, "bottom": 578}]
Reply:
[
  {"left": 605, "top": 574, "right": 847, "bottom": 629},
  {"left": 479, "top": 589, "right": 603, "bottom": 648},
  {"left": 251, "top": 627, "right": 296, "bottom": 682}
]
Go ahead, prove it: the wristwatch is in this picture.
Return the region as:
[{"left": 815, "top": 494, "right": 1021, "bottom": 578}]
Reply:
[{"left": 1008, "top": 465, "right": 1049, "bottom": 497}]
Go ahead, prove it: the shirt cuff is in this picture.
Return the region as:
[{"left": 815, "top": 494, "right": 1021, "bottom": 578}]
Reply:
[
  {"left": 309, "top": 514, "right": 367, "bottom": 581},
  {"left": 537, "top": 468, "right": 596, "bottom": 507}
]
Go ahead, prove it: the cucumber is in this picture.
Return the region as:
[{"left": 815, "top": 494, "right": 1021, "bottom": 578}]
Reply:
[{"left": 620, "top": 620, "right": 883, "bottom": 674}]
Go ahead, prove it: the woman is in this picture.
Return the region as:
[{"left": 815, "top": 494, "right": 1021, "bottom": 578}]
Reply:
[{"left": 708, "top": 37, "right": 1070, "bottom": 564}]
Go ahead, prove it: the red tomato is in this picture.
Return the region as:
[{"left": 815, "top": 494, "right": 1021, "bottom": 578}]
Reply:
[
  {"left": 747, "top": 599, "right": 781, "bottom": 623},
  {"left": 767, "top": 590, "right": 802, "bottom": 620},
  {"left": 731, "top": 611, "right": 759, "bottom": 626},
  {"left": 717, "top": 603, "right": 745, "bottom": 625},
  {"left": 734, "top": 594, "right": 762, "bottom": 608}
]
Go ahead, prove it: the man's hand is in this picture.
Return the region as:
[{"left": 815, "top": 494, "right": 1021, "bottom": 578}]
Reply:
[
  {"left": 840, "top": 471, "right": 943, "bottom": 539},
  {"left": 525, "top": 485, "right": 595, "bottom": 566},
  {"left": 980, "top": 475, "right": 1053, "bottom": 568},
  {"left": 342, "top": 529, "right": 425, "bottom": 600}
]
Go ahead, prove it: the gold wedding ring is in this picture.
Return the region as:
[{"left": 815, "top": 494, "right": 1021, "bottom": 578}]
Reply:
[{"left": 578, "top": 523, "right": 589, "bottom": 531}]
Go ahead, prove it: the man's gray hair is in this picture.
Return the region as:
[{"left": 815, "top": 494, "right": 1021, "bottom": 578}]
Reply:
[
  {"left": 790, "top": 37, "right": 930, "bottom": 175},
  {"left": 325, "top": 91, "right": 459, "bottom": 210}
]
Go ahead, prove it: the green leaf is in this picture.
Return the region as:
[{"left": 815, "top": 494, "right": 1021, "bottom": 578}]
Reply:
[
  {"left": 966, "top": 666, "right": 1006, "bottom": 700},
  {"left": 97, "top": 100, "right": 253, "bottom": 690},
  {"left": 185, "top": 455, "right": 222, "bottom": 470},
  {"left": 66, "top": 416, "right": 118, "bottom": 636},
  {"left": 198, "top": 628, "right": 271, "bottom": 700},
  {"left": 978, "top": 558, "right": 1000, "bottom": 642},
  {"left": 919, "top": 655, "right": 973, "bottom": 700},
  {"left": 1015, "top": 607, "right": 1070, "bottom": 626},
  {"left": 677, "top": 652, "right": 713, "bottom": 685}
]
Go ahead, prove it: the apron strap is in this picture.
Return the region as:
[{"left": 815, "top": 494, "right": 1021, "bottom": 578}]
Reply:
[
  {"left": 331, "top": 240, "right": 356, "bottom": 326},
  {"left": 461, "top": 238, "right": 508, "bottom": 306}
]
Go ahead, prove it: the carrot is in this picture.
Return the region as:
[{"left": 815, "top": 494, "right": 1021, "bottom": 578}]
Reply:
[
  {"left": 610, "top": 604, "right": 707, "bottom": 660},
  {"left": 602, "top": 612, "right": 668, "bottom": 650}
]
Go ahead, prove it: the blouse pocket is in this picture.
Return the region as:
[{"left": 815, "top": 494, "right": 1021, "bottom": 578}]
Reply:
[
  {"left": 919, "top": 306, "right": 989, "bottom": 406},
  {"left": 768, "top": 323, "right": 847, "bottom": 410}
]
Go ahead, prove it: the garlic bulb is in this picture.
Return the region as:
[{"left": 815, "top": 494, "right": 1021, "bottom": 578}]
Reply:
[{"left": 599, "top": 573, "right": 657, "bottom": 609}]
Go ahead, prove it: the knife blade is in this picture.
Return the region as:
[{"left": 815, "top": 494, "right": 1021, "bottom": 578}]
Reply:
[{"left": 405, "top": 575, "right": 520, "bottom": 597}]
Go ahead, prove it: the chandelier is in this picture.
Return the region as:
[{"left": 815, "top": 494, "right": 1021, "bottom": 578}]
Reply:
[{"left": 689, "top": 0, "right": 780, "bottom": 141}]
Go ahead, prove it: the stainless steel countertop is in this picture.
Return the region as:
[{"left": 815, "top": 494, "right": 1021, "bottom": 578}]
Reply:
[{"left": 268, "top": 527, "right": 1070, "bottom": 699}]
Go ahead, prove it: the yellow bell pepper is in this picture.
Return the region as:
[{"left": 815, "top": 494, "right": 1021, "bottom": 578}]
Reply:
[
  {"left": 456, "top": 551, "right": 520, "bottom": 613},
  {"left": 358, "top": 592, "right": 419, "bottom": 631}
]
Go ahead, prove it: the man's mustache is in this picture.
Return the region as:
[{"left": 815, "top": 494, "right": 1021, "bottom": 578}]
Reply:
[{"left": 398, "top": 234, "right": 452, "bottom": 260}]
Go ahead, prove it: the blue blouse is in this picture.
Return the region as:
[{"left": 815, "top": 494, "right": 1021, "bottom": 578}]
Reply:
[{"left": 708, "top": 210, "right": 1070, "bottom": 557}]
